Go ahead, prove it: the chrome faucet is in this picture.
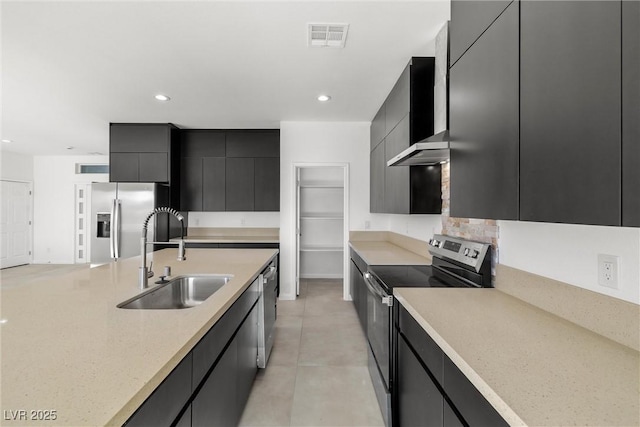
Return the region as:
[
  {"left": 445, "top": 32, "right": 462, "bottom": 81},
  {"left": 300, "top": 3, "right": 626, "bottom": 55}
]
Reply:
[{"left": 140, "top": 207, "right": 186, "bottom": 289}]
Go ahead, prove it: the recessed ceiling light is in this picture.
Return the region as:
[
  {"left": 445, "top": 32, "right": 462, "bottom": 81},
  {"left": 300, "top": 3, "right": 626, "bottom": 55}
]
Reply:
[
  {"left": 317, "top": 95, "right": 331, "bottom": 102},
  {"left": 1, "top": 139, "right": 12, "bottom": 143},
  {"left": 155, "top": 94, "right": 171, "bottom": 101}
]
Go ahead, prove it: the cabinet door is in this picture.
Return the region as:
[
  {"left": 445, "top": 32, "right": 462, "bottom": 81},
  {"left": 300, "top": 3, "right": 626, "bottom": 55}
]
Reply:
[
  {"left": 203, "top": 157, "right": 226, "bottom": 211},
  {"left": 450, "top": 0, "right": 512, "bottom": 66},
  {"left": 236, "top": 303, "right": 258, "bottom": 417},
  {"left": 449, "top": 1, "right": 519, "bottom": 220},
  {"left": 226, "top": 158, "right": 255, "bottom": 211},
  {"left": 623, "top": 1, "right": 640, "bottom": 227},
  {"left": 226, "top": 131, "right": 280, "bottom": 158},
  {"left": 385, "top": 65, "right": 410, "bottom": 134},
  {"left": 370, "top": 142, "right": 385, "bottom": 213},
  {"left": 139, "top": 152, "right": 168, "bottom": 182},
  {"left": 125, "top": 354, "right": 192, "bottom": 426},
  {"left": 384, "top": 118, "right": 410, "bottom": 214},
  {"left": 181, "top": 157, "right": 203, "bottom": 211},
  {"left": 254, "top": 157, "right": 280, "bottom": 212},
  {"left": 520, "top": 1, "right": 621, "bottom": 226},
  {"left": 181, "top": 130, "right": 226, "bottom": 157},
  {"left": 110, "top": 124, "right": 171, "bottom": 152},
  {"left": 371, "top": 105, "right": 386, "bottom": 150},
  {"left": 174, "top": 405, "right": 191, "bottom": 427},
  {"left": 396, "top": 334, "right": 444, "bottom": 427},
  {"left": 192, "top": 339, "right": 238, "bottom": 427},
  {"left": 110, "top": 152, "right": 139, "bottom": 182}
]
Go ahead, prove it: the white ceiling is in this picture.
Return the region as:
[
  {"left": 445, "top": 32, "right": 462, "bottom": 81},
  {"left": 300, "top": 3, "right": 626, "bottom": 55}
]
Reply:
[{"left": 1, "top": 1, "right": 450, "bottom": 156}]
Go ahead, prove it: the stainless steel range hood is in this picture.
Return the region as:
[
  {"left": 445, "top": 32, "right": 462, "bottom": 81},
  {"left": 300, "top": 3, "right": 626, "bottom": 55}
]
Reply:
[{"left": 387, "top": 130, "right": 449, "bottom": 166}]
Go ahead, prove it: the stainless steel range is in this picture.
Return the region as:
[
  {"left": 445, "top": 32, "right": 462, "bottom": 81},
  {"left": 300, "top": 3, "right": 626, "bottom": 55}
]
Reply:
[{"left": 362, "top": 234, "right": 492, "bottom": 427}]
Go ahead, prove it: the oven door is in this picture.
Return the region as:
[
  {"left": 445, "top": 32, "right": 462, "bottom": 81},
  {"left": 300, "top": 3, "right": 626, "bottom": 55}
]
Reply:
[{"left": 363, "top": 272, "right": 393, "bottom": 426}]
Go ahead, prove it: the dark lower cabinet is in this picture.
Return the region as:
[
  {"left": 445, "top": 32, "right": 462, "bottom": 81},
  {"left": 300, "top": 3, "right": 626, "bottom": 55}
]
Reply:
[
  {"left": 396, "top": 334, "right": 443, "bottom": 426},
  {"left": 395, "top": 304, "right": 508, "bottom": 427},
  {"left": 349, "top": 258, "right": 367, "bottom": 333},
  {"left": 124, "top": 275, "right": 265, "bottom": 427},
  {"left": 123, "top": 354, "right": 193, "bottom": 426},
  {"left": 192, "top": 339, "right": 238, "bottom": 427},
  {"left": 520, "top": 0, "right": 622, "bottom": 226}
]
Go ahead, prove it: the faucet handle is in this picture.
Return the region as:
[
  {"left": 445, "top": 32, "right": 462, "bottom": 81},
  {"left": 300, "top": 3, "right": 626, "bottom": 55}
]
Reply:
[{"left": 147, "top": 261, "right": 154, "bottom": 278}]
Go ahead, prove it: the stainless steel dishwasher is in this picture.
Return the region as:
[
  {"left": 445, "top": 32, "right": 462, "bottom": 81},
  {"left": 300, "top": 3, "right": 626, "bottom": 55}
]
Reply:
[{"left": 258, "top": 257, "right": 278, "bottom": 368}]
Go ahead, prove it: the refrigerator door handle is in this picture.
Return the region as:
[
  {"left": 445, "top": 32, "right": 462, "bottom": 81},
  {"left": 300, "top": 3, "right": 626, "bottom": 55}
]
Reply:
[{"left": 111, "top": 199, "right": 121, "bottom": 259}]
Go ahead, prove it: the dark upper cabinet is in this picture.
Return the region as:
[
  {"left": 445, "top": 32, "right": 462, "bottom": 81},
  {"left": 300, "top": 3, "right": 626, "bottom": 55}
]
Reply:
[
  {"left": 226, "top": 130, "right": 280, "bottom": 157},
  {"left": 370, "top": 142, "right": 386, "bottom": 213},
  {"left": 623, "top": 1, "right": 640, "bottom": 227},
  {"left": 449, "top": 1, "right": 519, "bottom": 220},
  {"left": 179, "top": 129, "right": 280, "bottom": 212},
  {"left": 369, "top": 57, "right": 441, "bottom": 214},
  {"left": 371, "top": 105, "right": 386, "bottom": 150},
  {"left": 254, "top": 157, "right": 280, "bottom": 212},
  {"left": 226, "top": 158, "right": 255, "bottom": 211},
  {"left": 110, "top": 123, "right": 178, "bottom": 183},
  {"left": 449, "top": 0, "right": 513, "bottom": 66},
  {"left": 520, "top": 1, "right": 621, "bottom": 226}
]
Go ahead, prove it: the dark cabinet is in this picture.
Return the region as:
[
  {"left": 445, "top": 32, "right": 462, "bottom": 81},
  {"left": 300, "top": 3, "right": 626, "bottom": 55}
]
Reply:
[
  {"left": 110, "top": 123, "right": 178, "bottom": 184},
  {"left": 449, "top": 0, "right": 512, "bottom": 66},
  {"left": 370, "top": 142, "right": 385, "bottom": 213},
  {"left": 180, "top": 130, "right": 279, "bottom": 212},
  {"left": 622, "top": 1, "right": 640, "bottom": 227},
  {"left": 349, "top": 256, "right": 367, "bottom": 333},
  {"left": 449, "top": 1, "right": 519, "bottom": 220},
  {"left": 192, "top": 338, "right": 238, "bottom": 427},
  {"left": 124, "top": 354, "right": 192, "bottom": 427},
  {"left": 395, "top": 304, "right": 507, "bottom": 427},
  {"left": 520, "top": 1, "right": 622, "bottom": 226},
  {"left": 237, "top": 304, "right": 259, "bottom": 416},
  {"left": 370, "top": 57, "right": 442, "bottom": 214}
]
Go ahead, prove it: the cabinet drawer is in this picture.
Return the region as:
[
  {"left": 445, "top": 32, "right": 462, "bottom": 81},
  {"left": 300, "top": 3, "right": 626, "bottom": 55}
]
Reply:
[
  {"left": 124, "top": 353, "right": 192, "bottom": 426},
  {"left": 397, "top": 305, "right": 443, "bottom": 384},
  {"left": 444, "top": 356, "right": 508, "bottom": 427}
]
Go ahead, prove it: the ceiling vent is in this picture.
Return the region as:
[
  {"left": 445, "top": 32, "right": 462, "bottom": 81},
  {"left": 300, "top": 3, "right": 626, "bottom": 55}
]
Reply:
[{"left": 308, "top": 23, "right": 349, "bottom": 48}]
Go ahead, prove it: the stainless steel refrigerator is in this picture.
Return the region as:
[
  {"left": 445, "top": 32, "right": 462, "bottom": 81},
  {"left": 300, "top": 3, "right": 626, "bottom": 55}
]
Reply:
[{"left": 90, "top": 183, "right": 172, "bottom": 265}]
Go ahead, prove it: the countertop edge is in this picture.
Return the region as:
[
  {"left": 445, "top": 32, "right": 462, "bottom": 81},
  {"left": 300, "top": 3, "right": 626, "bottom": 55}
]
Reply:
[
  {"left": 394, "top": 292, "right": 527, "bottom": 427},
  {"left": 106, "top": 250, "right": 279, "bottom": 426}
]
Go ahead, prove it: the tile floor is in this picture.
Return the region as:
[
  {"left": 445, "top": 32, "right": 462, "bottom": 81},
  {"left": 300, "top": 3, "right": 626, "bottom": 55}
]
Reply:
[{"left": 239, "top": 279, "right": 384, "bottom": 427}]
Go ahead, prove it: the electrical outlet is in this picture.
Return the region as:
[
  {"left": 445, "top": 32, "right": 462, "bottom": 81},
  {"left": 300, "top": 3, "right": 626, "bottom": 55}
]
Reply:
[
  {"left": 364, "top": 220, "right": 370, "bottom": 230},
  {"left": 598, "top": 254, "right": 619, "bottom": 289},
  {"left": 194, "top": 218, "right": 200, "bottom": 226},
  {"left": 240, "top": 218, "right": 246, "bottom": 226}
]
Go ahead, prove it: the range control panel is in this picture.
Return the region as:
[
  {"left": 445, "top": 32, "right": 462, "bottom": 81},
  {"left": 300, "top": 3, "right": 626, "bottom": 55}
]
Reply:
[{"left": 428, "top": 234, "right": 491, "bottom": 272}]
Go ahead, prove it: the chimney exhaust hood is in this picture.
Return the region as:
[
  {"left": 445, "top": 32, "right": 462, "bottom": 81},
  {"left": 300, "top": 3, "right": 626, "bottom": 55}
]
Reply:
[{"left": 387, "top": 130, "right": 449, "bottom": 166}]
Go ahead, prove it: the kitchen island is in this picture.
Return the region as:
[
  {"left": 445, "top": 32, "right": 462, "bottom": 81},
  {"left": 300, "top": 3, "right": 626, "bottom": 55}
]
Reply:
[{"left": 0, "top": 248, "right": 278, "bottom": 426}]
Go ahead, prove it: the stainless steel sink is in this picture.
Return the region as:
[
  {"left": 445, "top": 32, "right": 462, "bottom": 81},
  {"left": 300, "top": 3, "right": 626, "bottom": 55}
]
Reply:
[{"left": 117, "top": 274, "right": 233, "bottom": 309}]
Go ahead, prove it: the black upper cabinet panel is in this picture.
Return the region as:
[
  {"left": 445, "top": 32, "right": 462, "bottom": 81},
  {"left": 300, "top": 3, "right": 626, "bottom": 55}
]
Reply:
[
  {"left": 409, "top": 57, "right": 436, "bottom": 143},
  {"left": 371, "top": 105, "right": 386, "bottom": 150},
  {"left": 181, "top": 157, "right": 203, "bottom": 211},
  {"left": 226, "top": 158, "right": 255, "bottom": 211},
  {"left": 254, "top": 158, "right": 280, "bottom": 212},
  {"left": 181, "top": 130, "right": 225, "bottom": 157},
  {"left": 138, "top": 152, "right": 169, "bottom": 182},
  {"left": 110, "top": 124, "right": 172, "bottom": 152},
  {"left": 623, "top": 1, "right": 640, "bottom": 227},
  {"left": 226, "top": 130, "right": 280, "bottom": 158},
  {"left": 110, "top": 153, "right": 139, "bottom": 182},
  {"left": 450, "top": 1, "right": 519, "bottom": 220},
  {"left": 203, "top": 157, "right": 226, "bottom": 212},
  {"left": 385, "top": 65, "right": 410, "bottom": 135},
  {"left": 520, "top": 1, "right": 621, "bottom": 226},
  {"left": 450, "top": 0, "right": 513, "bottom": 67}
]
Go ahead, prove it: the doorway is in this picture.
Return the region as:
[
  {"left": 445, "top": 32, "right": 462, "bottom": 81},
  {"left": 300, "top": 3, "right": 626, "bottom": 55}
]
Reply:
[
  {"left": 0, "top": 180, "right": 33, "bottom": 269},
  {"left": 294, "top": 164, "right": 349, "bottom": 300}
]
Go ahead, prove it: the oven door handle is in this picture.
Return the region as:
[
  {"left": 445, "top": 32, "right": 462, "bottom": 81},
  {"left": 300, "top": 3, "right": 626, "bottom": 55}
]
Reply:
[{"left": 363, "top": 273, "right": 393, "bottom": 307}]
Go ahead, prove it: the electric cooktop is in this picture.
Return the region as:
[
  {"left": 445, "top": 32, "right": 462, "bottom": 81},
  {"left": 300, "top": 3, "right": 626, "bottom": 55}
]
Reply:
[{"left": 368, "top": 265, "right": 457, "bottom": 293}]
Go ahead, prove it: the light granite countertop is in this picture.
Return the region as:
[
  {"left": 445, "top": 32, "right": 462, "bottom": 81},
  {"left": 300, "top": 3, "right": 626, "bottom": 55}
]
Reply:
[
  {"left": 395, "top": 288, "right": 640, "bottom": 427},
  {"left": 0, "top": 248, "right": 278, "bottom": 426},
  {"left": 349, "top": 240, "right": 431, "bottom": 265},
  {"left": 173, "top": 235, "right": 279, "bottom": 243}
]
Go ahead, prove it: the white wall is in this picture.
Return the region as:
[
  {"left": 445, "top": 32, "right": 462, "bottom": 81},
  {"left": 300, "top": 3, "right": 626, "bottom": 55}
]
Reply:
[
  {"left": 188, "top": 211, "right": 279, "bottom": 228},
  {"left": 279, "top": 121, "right": 371, "bottom": 299},
  {"left": 499, "top": 221, "right": 640, "bottom": 305},
  {"left": 1, "top": 150, "right": 34, "bottom": 182},
  {"left": 33, "top": 155, "right": 109, "bottom": 263}
]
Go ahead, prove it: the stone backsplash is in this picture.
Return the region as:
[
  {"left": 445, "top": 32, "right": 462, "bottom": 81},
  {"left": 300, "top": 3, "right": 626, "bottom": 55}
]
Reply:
[{"left": 440, "top": 162, "right": 499, "bottom": 275}]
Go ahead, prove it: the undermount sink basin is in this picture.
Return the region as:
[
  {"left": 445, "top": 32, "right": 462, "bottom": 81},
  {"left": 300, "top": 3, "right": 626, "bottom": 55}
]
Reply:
[{"left": 117, "top": 274, "right": 233, "bottom": 309}]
